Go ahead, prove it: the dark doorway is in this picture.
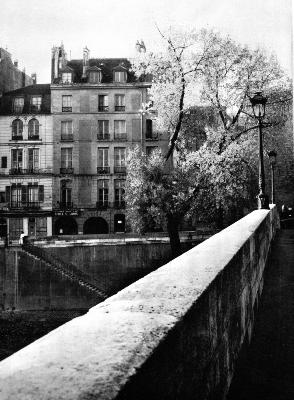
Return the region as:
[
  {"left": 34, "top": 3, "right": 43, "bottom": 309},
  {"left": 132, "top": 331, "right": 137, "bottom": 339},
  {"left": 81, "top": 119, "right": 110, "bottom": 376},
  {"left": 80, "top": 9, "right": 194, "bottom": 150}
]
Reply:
[
  {"left": 114, "top": 214, "right": 125, "bottom": 233},
  {"left": 0, "top": 218, "right": 7, "bottom": 237},
  {"left": 83, "top": 217, "right": 108, "bottom": 234},
  {"left": 54, "top": 216, "right": 78, "bottom": 235}
]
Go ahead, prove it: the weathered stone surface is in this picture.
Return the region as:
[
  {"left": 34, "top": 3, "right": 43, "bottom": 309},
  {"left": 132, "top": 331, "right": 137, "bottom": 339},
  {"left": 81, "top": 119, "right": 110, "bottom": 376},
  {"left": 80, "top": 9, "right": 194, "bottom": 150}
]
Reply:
[{"left": 0, "top": 208, "right": 279, "bottom": 400}]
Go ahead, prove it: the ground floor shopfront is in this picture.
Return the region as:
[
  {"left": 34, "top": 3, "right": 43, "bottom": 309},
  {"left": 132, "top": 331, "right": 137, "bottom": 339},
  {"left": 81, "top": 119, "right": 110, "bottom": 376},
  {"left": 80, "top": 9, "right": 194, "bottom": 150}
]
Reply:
[{"left": 0, "top": 214, "right": 52, "bottom": 241}]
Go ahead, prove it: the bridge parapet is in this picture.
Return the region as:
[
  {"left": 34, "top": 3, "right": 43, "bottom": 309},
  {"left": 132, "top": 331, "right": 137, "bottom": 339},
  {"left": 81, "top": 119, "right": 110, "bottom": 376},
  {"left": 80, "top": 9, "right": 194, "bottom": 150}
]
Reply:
[{"left": 0, "top": 207, "right": 279, "bottom": 400}]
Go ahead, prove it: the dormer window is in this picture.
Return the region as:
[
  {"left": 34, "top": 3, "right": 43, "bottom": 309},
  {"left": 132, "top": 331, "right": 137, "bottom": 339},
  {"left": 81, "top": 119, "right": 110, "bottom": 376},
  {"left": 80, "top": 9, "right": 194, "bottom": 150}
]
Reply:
[
  {"left": 13, "top": 97, "right": 24, "bottom": 113},
  {"left": 30, "top": 96, "right": 42, "bottom": 113},
  {"left": 62, "top": 72, "right": 72, "bottom": 84},
  {"left": 89, "top": 70, "right": 102, "bottom": 83},
  {"left": 114, "top": 70, "right": 127, "bottom": 83}
]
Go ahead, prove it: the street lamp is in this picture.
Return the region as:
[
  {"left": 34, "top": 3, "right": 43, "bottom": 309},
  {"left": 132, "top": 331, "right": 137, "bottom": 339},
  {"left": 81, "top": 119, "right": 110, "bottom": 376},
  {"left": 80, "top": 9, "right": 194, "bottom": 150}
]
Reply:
[
  {"left": 267, "top": 150, "right": 277, "bottom": 204},
  {"left": 249, "top": 91, "right": 269, "bottom": 209}
]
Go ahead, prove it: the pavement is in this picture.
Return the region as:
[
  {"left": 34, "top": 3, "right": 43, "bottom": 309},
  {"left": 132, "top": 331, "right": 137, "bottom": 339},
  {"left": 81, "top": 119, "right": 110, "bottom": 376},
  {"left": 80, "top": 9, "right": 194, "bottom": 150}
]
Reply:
[{"left": 227, "top": 228, "right": 294, "bottom": 400}]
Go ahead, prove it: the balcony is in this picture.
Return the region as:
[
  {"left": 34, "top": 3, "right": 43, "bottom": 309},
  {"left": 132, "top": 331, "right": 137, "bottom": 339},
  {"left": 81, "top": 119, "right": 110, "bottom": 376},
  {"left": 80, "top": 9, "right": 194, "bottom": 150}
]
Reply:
[
  {"left": 97, "top": 133, "right": 110, "bottom": 141},
  {"left": 114, "top": 201, "right": 126, "bottom": 209},
  {"left": 11, "top": 135, "right": 23, "bottom": 141},
  {"left": 114, "top": 133, "right": 127, "bottom": 141},
  {"left": 146, "top": 132, "right": 159, "bottom": 141},
  {"left": 62, "top": 107, "right": 72, "bottom": 112},
  {"left": 61, "top": 134, "right": 74, "bottom": 141},
  {"left": 98, "top": 106, "right": 109, "bottom": 112},
  {"left": 114, "top": 166, "right": 126, "bottom": 174},
  {"left": 96, "top": 201, "right": 109, "bottom": 210},
  {"left": 97, "top": 166, "right": 110, "bottom": 174},
  {"left": 115, "top": 106, "right": 125, "bottom": 112},
  {"left": 9, "top": 201, "right": 40, "bottom": 210},
  {"left": 58, "top": 201, "right": 74, "bottom": 210},
  {"left": 28, "top": 135, "right": 40, "bottom": 141},
  {"left": 10, "top": 168, "right": 37, "bottom": 175},
  {"left": 60, "top": 167, "right": 74, "bottom": 174}
]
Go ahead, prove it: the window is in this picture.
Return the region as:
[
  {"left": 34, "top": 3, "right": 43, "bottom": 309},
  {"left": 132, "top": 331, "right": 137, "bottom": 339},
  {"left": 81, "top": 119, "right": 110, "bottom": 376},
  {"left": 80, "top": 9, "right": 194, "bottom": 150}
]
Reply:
[
  {"left": 97, "top": 120, "right": 109, "bottom": 140},
  {"left": 114, "top": 120, "right": 126, "bottom": 140},
  {"left": 1, "top": 157, "right": 7, "bottom": 168},
  {"left": 62, "top": 95, "right": 72, "bottom": 112},
  {"left": 11, "top": 185, "right": 22, "bottom": 207},
  {"left": 97, "top": 180, "right": 109, "bottom": 207},
  {"left": 60, "top": 180, "right": 72, "bottom": 207},
  {"left": 114, "top": 71, "right": 127, "bottom": 83},
  {"left": 28, "top": 148, "right": 39, "bottom": 172},
  {"left": 11, "top": 149, "right": 23, "bottom": 172},
  {"left": 13, "top": 97, "right": 24, "bottom": 113},
  {"left": 114, "top": 147, "right": 126, "bottom": 173},
  {"left": 146, "top": 119, "right": 153, "bottom": 139},
  {"left": 28, "top": 118, "right": 40, "bottom": 139},
  {"left": 60, "top": 148, "right": 73, "bottom": 173},
  {"left": 98, "top": 95, "right": 109, "bottom": 112},
  {"left": 12, "top": 119, "right": 23, "bottom": 139},
  {"left": 115, "top": 95, "right": 125, "bottom": 111},
  {"left": 28, "top": 184, "right": 39, "bottom": 204},
  {"left": 62, "top": 72, "right": 72, "bottom": 84},
  {"left": 89, "top": 71, "right": 102, "bottom": 83},
  {"left": 114, "top": 179, "right": 125, "bottom": 208},
  {"left": 0, "top": 192, "right": 5, "bottom": 203},
  {"left": 30, "top": 96, "right": 42, "bottom": 112},
  {"left": 97, "top": 147, "right": 109, "bottom": 173},
  {"left": 61, "top": 120, "right": 73, "bottom": 140}
]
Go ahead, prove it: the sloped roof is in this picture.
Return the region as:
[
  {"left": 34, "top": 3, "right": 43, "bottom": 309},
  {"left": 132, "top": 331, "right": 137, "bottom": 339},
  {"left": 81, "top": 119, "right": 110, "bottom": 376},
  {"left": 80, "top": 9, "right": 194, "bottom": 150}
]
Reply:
[{"left": 2, "top": 84, "right": 51, "bottom": 96}]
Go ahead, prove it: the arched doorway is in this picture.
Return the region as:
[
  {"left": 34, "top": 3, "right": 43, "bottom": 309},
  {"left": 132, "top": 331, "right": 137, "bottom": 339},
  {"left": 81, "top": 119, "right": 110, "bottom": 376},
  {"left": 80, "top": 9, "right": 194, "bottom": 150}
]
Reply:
[
  {"left": 83, "top": 217, "right": 108, "bottom": 234},
  {"left": 54, "top": 216, "right": 78, "bottom": 235},
  {"left": 0, "top": 218, "right": 7, "bottom": 237},
  {"left": 114, "top": 214, "right": 125, "bottom": 233}
]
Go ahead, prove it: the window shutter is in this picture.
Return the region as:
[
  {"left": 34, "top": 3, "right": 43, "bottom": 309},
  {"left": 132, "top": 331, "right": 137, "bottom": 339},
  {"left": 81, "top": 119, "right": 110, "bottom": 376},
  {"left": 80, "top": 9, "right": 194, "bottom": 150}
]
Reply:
[
  {"left": 39, "top": 185, "right": 44, "bottom": 202},
  {"left": 5, "top": 186, "right": 10, "bottom": 202},
  {"left": 21, "top": 186, "right": 28, "bottom": 203}
]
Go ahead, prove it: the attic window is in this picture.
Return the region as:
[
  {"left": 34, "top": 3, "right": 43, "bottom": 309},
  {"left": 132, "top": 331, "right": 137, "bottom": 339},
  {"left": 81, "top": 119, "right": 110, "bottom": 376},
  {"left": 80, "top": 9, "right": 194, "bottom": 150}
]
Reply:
[
  {"left": 62, "top": 72, "right": 72, "bottom": 84},
  {"left": 89, "top": 71, "right": 102, "bottom": 83},
  {"left": 114, "top": 71, "right": 127, "bottom": 83}
]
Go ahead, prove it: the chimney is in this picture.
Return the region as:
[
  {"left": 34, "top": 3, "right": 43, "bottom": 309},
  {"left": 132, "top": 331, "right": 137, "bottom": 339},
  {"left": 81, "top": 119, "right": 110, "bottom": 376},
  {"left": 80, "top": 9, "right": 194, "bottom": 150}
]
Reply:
[
  {"left": 22, "top": 68, "right": 26, "bottom": 87},
  {"left": 14, "top": 60, "right": 18, "bottom": 68},
  {"left": 82, "top": 46, "right": 90, "bottom": 77},
  {"left": 31, "top": 73, "right": 37, "bottom": 84}
]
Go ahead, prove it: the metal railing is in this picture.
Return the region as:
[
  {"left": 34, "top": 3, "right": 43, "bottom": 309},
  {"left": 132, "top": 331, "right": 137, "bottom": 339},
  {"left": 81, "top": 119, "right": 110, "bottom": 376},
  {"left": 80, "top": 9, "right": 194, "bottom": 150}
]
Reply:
[
  {"left": 62, "top": 107, "right": 72, "bottom": 112},
  {"left": 97, "top": 166, "right": 110, "bottom": 174},
  {"left": 97, "top": 133, "right": 110, "bottom": 141},
  {"left": 113, "top": 133, "right": 127, "bottom": 140},
  {"left": 9, "top": 168, "right": 52, "bottom": 175},
  {"left": 115, "top": 106, "right": 125, "bottom": 111},
  {"left": 11, "top": 135, "right": 23, "bottom": 141},
  {"left": 98, "top": 106, "right": 109, "bottom": 112},
  {"left": 146, "top": 132, "right": 159, "bottom": 140},
  {"left": 114, "top": 166, "right": 126, "bottom": 174},
  {"left": 96, "top": 201, "right": 109, "bottom": 210},
  {"left": 60, "top": 167, "right": 74, "bottom": 174},
  {"left": 61, "top": 134, "right": 74, "bottom": 141},
  {"left": 28, "top": 135, "right": 40, "bottom": 140},
  {"left": 58, "top": 201, "right": 74, "bottom": 209},
  {"left": 9, "top": 201, "right": 40, "bottom": 210},
  {"left": 22, "top": 242, "right": 108, "bottom": 299}
]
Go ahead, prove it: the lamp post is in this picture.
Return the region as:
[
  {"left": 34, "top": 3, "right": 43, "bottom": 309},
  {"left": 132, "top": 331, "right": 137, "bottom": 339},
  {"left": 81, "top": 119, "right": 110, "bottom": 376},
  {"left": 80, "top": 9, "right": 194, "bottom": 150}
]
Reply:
[
  {"left": 249, "top": 91, "right": 269, "bottom": 209},
  {"left": 267, "top": 150, "right": 277, "bottom": 204}
]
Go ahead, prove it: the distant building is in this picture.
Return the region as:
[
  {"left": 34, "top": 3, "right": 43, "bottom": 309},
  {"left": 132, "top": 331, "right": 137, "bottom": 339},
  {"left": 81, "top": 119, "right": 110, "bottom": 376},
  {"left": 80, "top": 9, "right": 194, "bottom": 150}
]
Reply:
[
  {"left": 0, "top": 48, "right": 35, "bottom": 96},
  {"left": 50, "top": 44, "right": 167, "bottom": 235},
  {"left": 0, "top": 84, "right": 53, "bottom": 240}
]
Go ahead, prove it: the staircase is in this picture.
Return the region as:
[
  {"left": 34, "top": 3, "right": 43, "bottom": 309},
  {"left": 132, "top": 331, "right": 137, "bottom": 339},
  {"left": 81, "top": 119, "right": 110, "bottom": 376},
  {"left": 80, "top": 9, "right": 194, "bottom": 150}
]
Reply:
[{"left": 22, "top": 242, "right": 108, "bottom": 301}]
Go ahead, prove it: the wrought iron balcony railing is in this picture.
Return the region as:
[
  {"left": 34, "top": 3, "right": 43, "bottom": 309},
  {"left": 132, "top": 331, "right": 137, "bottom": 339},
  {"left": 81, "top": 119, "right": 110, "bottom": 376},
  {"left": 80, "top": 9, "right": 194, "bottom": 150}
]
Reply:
[
  {"left": 96, "top": 201, "right": 109, "bottom": 210},
  {"left": 97, "top": 166, "right": 110, "bottom": 174},
  {"left": 58, "top": 201, "right": 74, "bottom": 209},
  {"left": 9, "top": 168, "right": 52, "bottom": 175},
  {"left": 60, "top": 167, "right": 74, "bottom": 174},
  {"left": 9, "top": 201, "right": 40, "bottom": 210},
  {"left": 62, "top": 107, "right": 72, "bottom": 112},
  {"left": 146, "top": 132, "right": 159, "bottom": 140},
  {"left": 97, "top": 133, "right": 110, "bottom": 141},
  {"left": 61, "top": 134, "right": 74, "bottom": 141},
  {"left": 28, "top": 135, "right": 40, "bottom": 140},
  {"left": 115, "top": 106, "right": 125, "bottom": 111},
  {"left": 113, "top": 133, "right": 127, "bottom": 141},
  {"left": 98, "top": 106, "right": 109, "bottom": 112},
  {"left": 114, "top": 166, "right": 126, "bottom": 174},
  {"left": 11, "top": 135, "right": 23, "bottom": 141},
  {"left": 114, "top": 201, "right": 126, "bottom": 209}
]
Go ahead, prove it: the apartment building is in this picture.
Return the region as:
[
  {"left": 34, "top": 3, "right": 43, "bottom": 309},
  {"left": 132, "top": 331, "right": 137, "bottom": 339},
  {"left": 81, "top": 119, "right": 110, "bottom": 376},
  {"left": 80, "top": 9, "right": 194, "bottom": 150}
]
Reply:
[
  {"left": 51, "top": 44, "right": 167, "bottom": 235},
  {"left": 0, "top": 84, "right": 53, "bottom": 240}
]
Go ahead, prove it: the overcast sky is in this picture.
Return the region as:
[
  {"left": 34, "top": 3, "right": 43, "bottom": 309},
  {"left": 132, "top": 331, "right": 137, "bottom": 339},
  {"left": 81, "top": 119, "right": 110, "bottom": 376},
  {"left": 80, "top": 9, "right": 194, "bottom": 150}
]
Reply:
[{"left": 1, "top": 0, "right": 292, "bottom": 83}]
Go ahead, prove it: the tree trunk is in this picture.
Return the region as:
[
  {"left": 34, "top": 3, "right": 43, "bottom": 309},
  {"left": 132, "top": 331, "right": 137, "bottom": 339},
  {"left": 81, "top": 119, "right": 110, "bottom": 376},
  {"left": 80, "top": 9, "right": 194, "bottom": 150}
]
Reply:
[{"left": 167, "top": 214, "right": 181, "bottom": 258}]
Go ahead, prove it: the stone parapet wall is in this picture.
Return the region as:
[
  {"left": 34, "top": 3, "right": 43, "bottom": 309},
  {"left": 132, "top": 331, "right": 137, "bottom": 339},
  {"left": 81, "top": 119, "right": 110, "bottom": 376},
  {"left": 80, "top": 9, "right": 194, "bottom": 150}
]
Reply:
[{"left": 0, "top": 207, "right": 279, "bottom": 400}]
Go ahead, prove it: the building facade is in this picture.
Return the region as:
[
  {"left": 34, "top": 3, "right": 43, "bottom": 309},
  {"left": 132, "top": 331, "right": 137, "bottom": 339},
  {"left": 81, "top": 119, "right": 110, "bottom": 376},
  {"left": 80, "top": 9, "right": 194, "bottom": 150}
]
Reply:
[
  {"left": 0, "top": 84, "right": 53, "bottom": 240},
  {"left": 0, "top": 48, "right": 35, "bottom": 96},
  {"left": 50, "top": 45, "right": 167, "bottom": 235}
]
